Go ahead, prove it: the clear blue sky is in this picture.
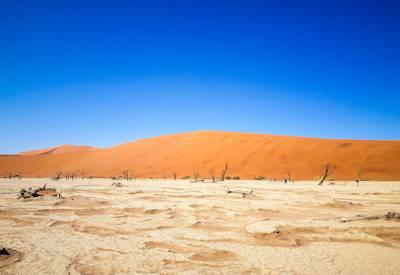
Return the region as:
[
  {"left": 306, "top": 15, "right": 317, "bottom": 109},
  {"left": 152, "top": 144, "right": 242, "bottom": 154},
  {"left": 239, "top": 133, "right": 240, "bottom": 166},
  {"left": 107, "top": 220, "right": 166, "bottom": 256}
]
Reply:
[{"left": 1, "top": 0, "right": 399, "bottom": 153}]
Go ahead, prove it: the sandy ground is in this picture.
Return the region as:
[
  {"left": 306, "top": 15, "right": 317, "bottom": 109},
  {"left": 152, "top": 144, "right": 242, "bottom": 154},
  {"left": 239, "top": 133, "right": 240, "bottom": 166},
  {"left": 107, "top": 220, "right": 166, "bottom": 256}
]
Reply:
[{"left": 0, "top": 179, "right": 400, "bottom": 275}]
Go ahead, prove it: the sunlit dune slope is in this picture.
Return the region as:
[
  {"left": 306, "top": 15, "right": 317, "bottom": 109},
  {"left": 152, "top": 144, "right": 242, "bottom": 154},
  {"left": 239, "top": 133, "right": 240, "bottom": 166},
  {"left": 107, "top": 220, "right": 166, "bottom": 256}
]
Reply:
[{"left": 1, "top": 131, "right": 399, "bottom": 180}]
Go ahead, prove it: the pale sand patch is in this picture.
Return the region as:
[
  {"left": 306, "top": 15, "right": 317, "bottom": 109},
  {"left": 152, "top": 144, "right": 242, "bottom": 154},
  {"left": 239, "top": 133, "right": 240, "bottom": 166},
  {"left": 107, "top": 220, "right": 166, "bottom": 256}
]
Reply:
[{"left": 0, "top": 178, "right": 399, "bottom": 274}]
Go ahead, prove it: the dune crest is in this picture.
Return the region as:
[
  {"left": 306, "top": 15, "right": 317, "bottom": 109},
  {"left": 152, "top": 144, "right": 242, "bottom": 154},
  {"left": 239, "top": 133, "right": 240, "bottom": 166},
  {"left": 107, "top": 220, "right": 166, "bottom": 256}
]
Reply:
[
  {"left": 19, "top": 145, "right": 97, "bottom": 156},
  {"left": 1, "top": 131, "right": 400, "bottom": 180}
]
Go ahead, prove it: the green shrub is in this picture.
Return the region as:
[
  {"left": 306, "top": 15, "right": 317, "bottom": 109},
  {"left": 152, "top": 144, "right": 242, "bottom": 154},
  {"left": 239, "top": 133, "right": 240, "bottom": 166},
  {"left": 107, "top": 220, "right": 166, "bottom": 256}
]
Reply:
[
  {"left": 254, "top": 176, "right": 266, "bottom": 180},
  {"left": 182, "top": 176, "right": 191, "bottom": 180}
]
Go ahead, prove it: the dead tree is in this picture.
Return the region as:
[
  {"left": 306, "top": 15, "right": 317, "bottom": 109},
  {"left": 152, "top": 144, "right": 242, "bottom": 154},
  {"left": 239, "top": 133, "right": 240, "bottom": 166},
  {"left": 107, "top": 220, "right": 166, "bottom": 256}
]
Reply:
[
  {"left": 14, "top": 172, "right": 22, "bottom": 180},
  {"left": 17, "top": 184, "right": 58, "bottom": 199},
  {"left": 173, "top": 171, "right": 177, "bottom": 180},
  {"left": 356, "top": 171, "right": 361, "bottom": 186},
  {"left": 193, "top": 171, "right": 199, "bottom": 181},
  {"left": 318, "top": 163, "right": 336, "bottom": 185},
  {"left": 54, "top": 169, "right": 63, "bottom": 180},
  {"left": 122, "top": 170, "right": 129, "bottom": 180},
  {"left": 288, "top": 169, "right": 292, "bottom": 182},
  {"left": 191, "top": 171, "right": 204, "bottom": 183},
  {"left": 76, "top": 170, "right": 85, "bottom": 180},
  {"left": 220, "top": 163, "right": 228, "bottom": 182},
  {"left": 209, "top": 168, "right": 216, "bottom": 183}
]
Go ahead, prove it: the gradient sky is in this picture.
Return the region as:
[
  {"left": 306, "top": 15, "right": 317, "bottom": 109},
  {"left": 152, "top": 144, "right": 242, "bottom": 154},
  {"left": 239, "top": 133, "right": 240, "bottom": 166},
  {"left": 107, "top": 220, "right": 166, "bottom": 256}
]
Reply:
[{"left": 1, "top": 0, "right": 399, "bottom": 153}]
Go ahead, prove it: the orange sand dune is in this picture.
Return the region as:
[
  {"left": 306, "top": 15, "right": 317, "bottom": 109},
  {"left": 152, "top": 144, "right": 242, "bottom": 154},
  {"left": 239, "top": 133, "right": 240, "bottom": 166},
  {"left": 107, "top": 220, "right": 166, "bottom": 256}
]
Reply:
[{"left": 1, "top": 131, "right": 399, "bottom": 180}]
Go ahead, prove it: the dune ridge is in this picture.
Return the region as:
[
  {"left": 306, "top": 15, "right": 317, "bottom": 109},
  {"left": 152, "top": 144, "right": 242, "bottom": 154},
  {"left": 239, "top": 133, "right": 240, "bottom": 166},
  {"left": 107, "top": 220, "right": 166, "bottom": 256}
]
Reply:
[
  {"left": 18, "top": 145, "right": 97, "bottom": 156},
  {"left": 1, "top": 131, "right": 399, "bottom": 180}
]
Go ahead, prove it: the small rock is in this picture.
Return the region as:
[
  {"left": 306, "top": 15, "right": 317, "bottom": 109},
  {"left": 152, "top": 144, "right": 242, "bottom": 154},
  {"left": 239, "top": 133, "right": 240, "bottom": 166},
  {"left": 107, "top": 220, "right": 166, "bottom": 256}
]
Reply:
[{"left": 0, "top": 247, "right": 10, "bottom": 256}]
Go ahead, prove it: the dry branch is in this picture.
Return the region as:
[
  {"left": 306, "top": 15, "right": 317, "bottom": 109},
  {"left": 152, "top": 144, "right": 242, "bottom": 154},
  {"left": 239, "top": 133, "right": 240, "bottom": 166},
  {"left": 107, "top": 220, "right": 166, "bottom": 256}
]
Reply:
[
  {"left": 226, "top": 189, "right": 254, "bottom": 198},
  {"left": 112, "top": 182, "right": 123, "bottom": 187},
  {"left": 190, "top": 179, "right": 205, "bottom": 183},
  {"left": 313, "top": 212, "right": 400, "bottom": 223},
  {"left": 340, "top": 212, "right": 400, "bottom": 223},
  {"left": 17, "top": 184, "right": 59, "bottom": 199}
]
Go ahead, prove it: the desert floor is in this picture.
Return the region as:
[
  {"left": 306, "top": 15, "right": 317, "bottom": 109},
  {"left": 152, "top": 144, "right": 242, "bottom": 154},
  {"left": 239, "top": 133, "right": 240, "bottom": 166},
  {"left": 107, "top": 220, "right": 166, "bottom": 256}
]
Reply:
[{"left": 1, "top": 179, "right": 400, "bottom": 274}]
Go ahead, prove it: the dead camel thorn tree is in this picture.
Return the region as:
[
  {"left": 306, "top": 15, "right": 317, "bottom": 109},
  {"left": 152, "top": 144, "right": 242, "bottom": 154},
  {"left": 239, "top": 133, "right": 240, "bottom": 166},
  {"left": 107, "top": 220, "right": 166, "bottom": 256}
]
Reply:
[
  {"left": 54, "top": 169, "right": 63, "bottom": 181},
  {"left": 220, "top": 163, "right": 228, "bottom": 182},
  {"left": 191, "top": 171, "right": 204, "bottom": 183},
  {"left": 209, "top": 168, "right": 216, "bottom": 183},
  {"left": 17, "top": 184, "right": 60, "bottom": 199},
  {"left": 192, "top": 171, "right": 199, "bottom": 181},
  {"left": 173, "top": 171, "right": 177, "bottom": 181},
  {"left": 7, "top": 172, "right": 21, "bottom": 180},
  {"left": 14, "top": 172, "right": 22, "bottom": 180},
  {"left": 122, "top": 170, "right": 130, "bottom": 180},
  {"left": 65, "top": 172, "right": 75, "bottom": 180},
  {"left": 356, "top": 171, "right": 362, "bottom": 186},
  {"left": 318, "top": 163, "right": 336, "bottom": 186}
]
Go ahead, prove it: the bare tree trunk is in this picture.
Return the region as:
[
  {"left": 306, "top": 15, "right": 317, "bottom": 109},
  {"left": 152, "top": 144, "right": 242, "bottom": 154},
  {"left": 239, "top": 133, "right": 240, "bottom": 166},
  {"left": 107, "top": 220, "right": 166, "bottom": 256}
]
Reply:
[
  {"left": 209, "top": 169, "right": 216, "bottom": 183},
  {"left": 122, "top": 170, "right": 129, "bottom": 180},
  {"left": 193, "top": 171, "right": 199, "bottom": 181},
  {"left": 356, "top": 171, "right": 361, "bottom": 186},
  {"left": 220, "top": 164, "right": 228, "bottom": 182},
  {"left": 318, "top": 163, "right": 335, "bottom": 185}
]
